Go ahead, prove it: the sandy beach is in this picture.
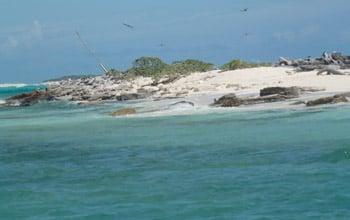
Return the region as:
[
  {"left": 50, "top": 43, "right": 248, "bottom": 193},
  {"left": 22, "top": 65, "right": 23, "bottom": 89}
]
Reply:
[{"left": 174, "top": 67, "right": 350, "bottom": 95}]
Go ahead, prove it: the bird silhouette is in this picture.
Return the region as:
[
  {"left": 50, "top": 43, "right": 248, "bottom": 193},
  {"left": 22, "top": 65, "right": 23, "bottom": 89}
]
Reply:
[
  {"left": 122, "top": 23, "right": 134, "bottom": 29},
  {"left": 243, "top": 32, "right": 253, "bottom": 38},
  {"left": 241, "top": 8, "right": 248, "bottom": 12}
]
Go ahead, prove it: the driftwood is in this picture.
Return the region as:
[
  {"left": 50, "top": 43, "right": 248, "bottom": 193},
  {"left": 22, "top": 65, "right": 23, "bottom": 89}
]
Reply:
[
  {"left": 278, "top": 52, "right": 350, "bottom": 73},
  {"left": 317, "top": 68, "right": 350, "bottom": 76}
]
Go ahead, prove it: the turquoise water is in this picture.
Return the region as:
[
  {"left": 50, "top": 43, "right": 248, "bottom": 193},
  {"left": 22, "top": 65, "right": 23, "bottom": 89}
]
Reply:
[
  {"left": 0, "top": 85, "right": 46, "bottom": 100},
  {"left": 1, "top": 86, "right": 350, "bottom": 219}
]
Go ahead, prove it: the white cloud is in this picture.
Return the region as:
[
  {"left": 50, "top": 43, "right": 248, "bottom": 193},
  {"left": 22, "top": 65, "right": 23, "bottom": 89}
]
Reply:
[
  {"left": 0, "top": 20, "right": 43, "bottom": 54},
  {"left": 273, "top": 25, "right": 320, "bottom": 42},
  {"left": 2, "top": 37, "right": 19, "bottom": 49}
]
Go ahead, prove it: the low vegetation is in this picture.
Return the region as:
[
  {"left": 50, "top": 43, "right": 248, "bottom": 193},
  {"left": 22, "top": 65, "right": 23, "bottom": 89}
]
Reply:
[
  {"left": 124, "top": 57, "right": 214, "bottom": 78},
  {"left": 126, "top": 57, "right": 168, "bottom": 77},
  {"left": 46, "top": 57, "right": 272, "bottom": 82},
  {"left": 44, "top": 74, "right": 98, "bottom": 82},
  {"left": 220, "top": 59, "right": 271, "bottom": 71},
  {"left": 169, "top": 59, "right": 214, "bottom": 75}
]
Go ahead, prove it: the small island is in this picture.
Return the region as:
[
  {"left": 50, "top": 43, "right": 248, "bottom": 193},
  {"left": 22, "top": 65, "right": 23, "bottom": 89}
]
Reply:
[{"left": 3, "top": 52, "right": 350, "bottom": 115}]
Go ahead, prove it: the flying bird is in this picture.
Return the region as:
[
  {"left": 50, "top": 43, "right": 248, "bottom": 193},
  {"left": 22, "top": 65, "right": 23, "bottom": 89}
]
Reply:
[
  {"left": 158, "top": 43, "right": 165, "bottom": 47},
  {"left": 243, "top": 32, "right": 253, "bottom": 38},
  {"left": 241, "top": 8, "right": 248, "bottom": 12},
  {"left": 122, "top": 23, "right": 134, "bottom": 29}
]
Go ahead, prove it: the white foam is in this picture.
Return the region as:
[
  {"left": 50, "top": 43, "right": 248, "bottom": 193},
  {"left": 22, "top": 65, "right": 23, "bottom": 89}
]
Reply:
[
  {"left": 0, "top": 99, "right": 5, "bottom": 105},
  {"left": 0, "top": 83, "right": 28, "bottom": 88}
]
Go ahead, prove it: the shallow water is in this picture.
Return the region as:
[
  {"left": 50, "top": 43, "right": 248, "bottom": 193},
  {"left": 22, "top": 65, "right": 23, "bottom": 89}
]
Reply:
[{"left": 1, "top": 86, "right": 350, "bottom": 219}]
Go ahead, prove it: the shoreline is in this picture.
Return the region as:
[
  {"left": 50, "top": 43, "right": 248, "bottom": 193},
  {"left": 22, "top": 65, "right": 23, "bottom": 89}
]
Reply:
[
  {"left": 2, "top": 66, "right": 350, "bottom": 114},
  {"left": 2, "top": 52, "right": 350, "bottom": 115}
]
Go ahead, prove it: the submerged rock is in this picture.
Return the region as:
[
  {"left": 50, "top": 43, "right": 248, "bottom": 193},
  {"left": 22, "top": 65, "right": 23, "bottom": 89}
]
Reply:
[
  {"left": 5, "top": 90, "right": 55, "bottom": 107},
  {"left": 306, "top": 95, "right": 348, "bottom": 107},
  {"left": 168, "top": 101, "right": 195, "bottom": 110},
  {"left": 111, "top": 108, "right": 137, "bottom": 116},
  {"left": 260, "top": 87, "right": 300, "bottom": 97},
  {"left": 169, "top": 101, "right": 195, "bottom": 107}
]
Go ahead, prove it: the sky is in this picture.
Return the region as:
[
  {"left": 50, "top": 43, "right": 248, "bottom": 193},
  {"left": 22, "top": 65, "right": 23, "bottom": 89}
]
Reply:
[{"left": 0, "top": 0, "right": 350, "bottom": 83}]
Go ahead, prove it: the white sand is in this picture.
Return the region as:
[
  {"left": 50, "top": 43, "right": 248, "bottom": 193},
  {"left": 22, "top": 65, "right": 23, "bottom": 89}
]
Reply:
[
  {"left": 137, "top": 66, "right": 349, "bottom": 109},
  {"left": 168, "top": 67, "right": 350, "bottom": 96}
]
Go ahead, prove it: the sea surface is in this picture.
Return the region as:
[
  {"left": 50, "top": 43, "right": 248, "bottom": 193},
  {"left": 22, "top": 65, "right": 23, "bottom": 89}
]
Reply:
[{"left": 1, "top": 85, "right": 350, "bottom": 219}]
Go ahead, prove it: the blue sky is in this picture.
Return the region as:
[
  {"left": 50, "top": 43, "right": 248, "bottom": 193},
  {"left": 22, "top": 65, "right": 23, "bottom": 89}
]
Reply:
[{"left": 0, "top": 0, "right": 350, "bottom": 83}]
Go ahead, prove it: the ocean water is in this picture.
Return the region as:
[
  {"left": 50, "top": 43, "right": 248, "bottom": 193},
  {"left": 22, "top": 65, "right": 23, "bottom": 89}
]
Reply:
[
  {"left": 1, "top": 85, "right": 350, "bottom": 219},
  {"left": 0, "top": 84, "right": 46, "bottom": 101}
]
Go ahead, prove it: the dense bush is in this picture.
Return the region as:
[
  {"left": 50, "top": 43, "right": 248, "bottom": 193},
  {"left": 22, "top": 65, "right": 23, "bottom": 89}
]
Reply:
[
  {"left": 220, "top": 60, "right": 271, "bottom": 71},
  {"left": 169, "top": 59, "right": 214, "bottom": 75},
  {"left": 127, "top": 57, "right": 168, "bottom": 77},
  {"left": 123, "top": 57, "right": 214, "bottom": 78},
  {"left": 106, "top": 57, "right": 271, "bottom": 79}
]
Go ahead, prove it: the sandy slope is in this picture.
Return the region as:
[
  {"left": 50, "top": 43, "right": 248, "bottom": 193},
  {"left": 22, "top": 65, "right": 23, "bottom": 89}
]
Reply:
[{"left": 166, "top": 67, "right": 350, "bottom": 97}]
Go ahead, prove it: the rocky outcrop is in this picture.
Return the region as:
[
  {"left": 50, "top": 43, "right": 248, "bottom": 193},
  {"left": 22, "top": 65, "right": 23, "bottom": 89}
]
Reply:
[
  {"left": 5, "top": 90, "right": 55, "bottom": 107},
  {"left": 213, "top": 86, "right": 303, "bottom": 107},
  {"left": 47, "top": 75, "right": 155, "bottom": 102},
  {"left": 260, "top": 86, "right": 300, "bottom": 97},
  {"left": 111, "top": 108, "right": 137, "bottom": 116},
  {"left": 213, "top": 93, "right": 295, "bottom": 107},
  {"left": 306, "top": 95, "right": 348, "bottom": 107}
]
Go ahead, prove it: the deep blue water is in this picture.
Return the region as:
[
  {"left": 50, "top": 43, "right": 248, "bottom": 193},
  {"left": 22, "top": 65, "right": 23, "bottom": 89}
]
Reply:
[{"left": 1, "top": 85, "right": 350, "bottom": 219}]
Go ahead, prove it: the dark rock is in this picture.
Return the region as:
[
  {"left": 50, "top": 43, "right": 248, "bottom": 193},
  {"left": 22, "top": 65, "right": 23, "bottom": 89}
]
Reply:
[
  {"left": 260, "top": 87, "right": 300, "bottom": 97},
  {"left": 169, "top": 101, "right": 195, "bottom": 107},
  {"left": 242, "top": 95, "right": 290, "bottom": 105},
  {"left": 151, "top": 75, "right": 180, "bottom": 86},
  {"left": 81, "top": 95, "right": 91, "bottom": 100},
  {"left": 101, "top": 95, "right": 116, "bottom": 100},
  {"left": 116, "top": 93, "right": 147, "bottom": 101},
  {"left": 111, "top": 108, "right": 137, "bottom": 116},
  {"left": 213, "top": 93, "right": 296, "bottom": 107},
  {"left": 306, "top": 95, "right": 348, "bottom": 107},
  {"left": 213, "top": 93, "right": 242, "bottom": 107},
  {"left": 5, "top": 90, "right": 56, "bottom": 107}
]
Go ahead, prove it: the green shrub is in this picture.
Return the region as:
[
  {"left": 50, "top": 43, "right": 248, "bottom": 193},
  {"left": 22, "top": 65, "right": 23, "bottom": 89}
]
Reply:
[
  {"left": 221, "top": 60, "right": 271, "bottom": 71},
  {"left": 127, "top": 57, "right": 168, "bottom": 77},
  {"left": 124, "top": 57, "right": 213, "bottom": 78},
  {"left": 169, "top": 59, "right": 214, "bottom": 75}
]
